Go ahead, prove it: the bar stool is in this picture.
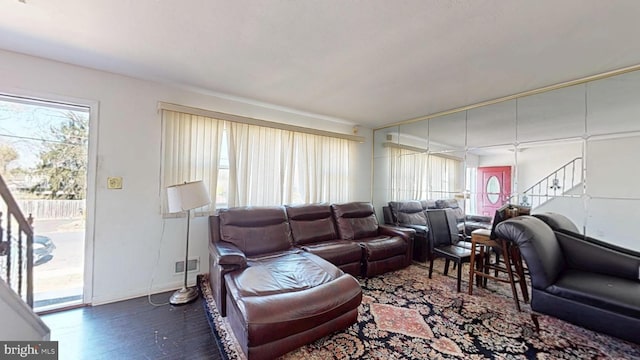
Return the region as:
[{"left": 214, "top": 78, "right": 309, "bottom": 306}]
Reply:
[{"left": 468, "top": 229, "right": 528, "bottom": 311}]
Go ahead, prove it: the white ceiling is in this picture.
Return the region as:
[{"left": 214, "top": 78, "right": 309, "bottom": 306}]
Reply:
[{"left": 2, "top": 1, "right": 640, "bottom": 128}]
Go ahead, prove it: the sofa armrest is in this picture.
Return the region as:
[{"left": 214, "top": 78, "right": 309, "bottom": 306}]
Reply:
[
  {"left": 211, "top": 241, "right": 248, "bottom": 268},
  {"left": 556, "top": 232, "right": 640, "bottom": 281},
  {"left": 379, "top": 224, "right": 415, "bottom": 240},
  {"left": 465, "top": 214, "right": 492, "bottom": 223},
  {"left": 495, "top": 216, "right": 566, "bottom": 289},
  {"left": 378, "top": 225, "right": 415, "bottom": 266},
  {"left": 394, "top": 224, "right": 428, "bottom": 236},
  {"left": 208, "top": 241, "right": 247, "bottom": 317}
]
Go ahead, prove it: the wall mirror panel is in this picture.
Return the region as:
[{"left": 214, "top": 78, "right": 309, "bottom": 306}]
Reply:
[
  {"left": 585, "top": 134, "right": 640, "bottom": 199},
  {"left": 586, "top": 198, "right": 640, "bottom": 243},
  {"left": 373, "top": 67, "right": 640, "bottom": 251},
  {"left": 587, "top": 71, "right": 640, "bottom": 135},
  {"left": 467, "top": 100, "right": 516, "bottom": 148},
  {"left": 516, "top": 85, "right": 586, "bottom": 142},
  {"left": 516, "top": 140, "right": 583, "bottom": 209},
  {"left": 465, "top": 144, "right": 517, "bottom": 218},
  {"left": 427, "top": 112, "right": 466, "bottom": 200}
]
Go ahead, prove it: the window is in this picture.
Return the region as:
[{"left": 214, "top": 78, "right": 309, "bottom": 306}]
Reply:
[{"left": 161, "top": 108, "right": 351, "bottom": 214}]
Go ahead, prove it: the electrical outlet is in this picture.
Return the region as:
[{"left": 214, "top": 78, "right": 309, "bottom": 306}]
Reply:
[{"left": 107, "top": 176, "right": 123, "bottom": 189}]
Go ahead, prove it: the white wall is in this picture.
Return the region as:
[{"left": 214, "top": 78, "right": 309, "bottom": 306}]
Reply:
[
  {"left": 0, "top": 49, "right": 373, "bottom": 304},
  {"left": 583, "top": 134, "right": 640, "bottom": 250},
  {"left": 0, "top": 281, "right": 50, "bottom": 340}
]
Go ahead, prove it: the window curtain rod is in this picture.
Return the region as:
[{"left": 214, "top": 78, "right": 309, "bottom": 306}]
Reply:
[{"left": 158, "top": 102, "right": 365, "bottom": 143}]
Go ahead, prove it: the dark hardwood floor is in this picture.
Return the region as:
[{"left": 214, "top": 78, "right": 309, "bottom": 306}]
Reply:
[{"left": 41, "top": 291, "right": 223, "bottom": 360}]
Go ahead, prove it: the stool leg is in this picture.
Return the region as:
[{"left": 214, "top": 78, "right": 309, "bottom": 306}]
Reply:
[
  {"left": 456, "top": 260, "right": 462, "bottom": 292},
  {"left": 501, "top": 240, "right": 521, "bottom": 312},
  {"left": 531, "top": 313, "right": 540, "bottom": 332},
  {"left": 429, "top": 258, "right": 434, "bottom": 278},
  {"left": 481, "top": 246, "right": 488, "bottom": 287},
  {"left": 468, "top": 242, "right": 476, "bottom": 295},
  {"left": 511, "top": 245, "right": 529, "bottom": 303}
]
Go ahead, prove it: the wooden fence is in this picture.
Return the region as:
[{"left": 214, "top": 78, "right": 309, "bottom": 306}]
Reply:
[{"left": 16, "top": 200, "right": 84, "bottom": 219}]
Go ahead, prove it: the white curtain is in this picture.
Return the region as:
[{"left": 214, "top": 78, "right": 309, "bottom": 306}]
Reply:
[
  {"left": 161, "top": 110, "right": 223, "bottom": 214},
  {"left": 428, "top": 154, "right": 462, "bottom": 199},
  {"left": 389, "top": 146, "right": 461, "bottom": 200},
  {"left": 293, "top": 133, "right": 349, "bottom": 204},
  {"left": 227, "top": 122, "right": 349, "bottom": 207},
  {"left": 389, "top": 147, "right": 428, "bottom": 200}
]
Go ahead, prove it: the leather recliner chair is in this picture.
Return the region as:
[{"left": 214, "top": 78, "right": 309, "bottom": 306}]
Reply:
[
  {"left": 286, "top": 203, "right": 363, "bottom": 276},
  {"left": 495, "top": 215, "right": 640, "bottom": 344},
  {"left": 435, "top": 198, "right": 493, "bottom": 236},
  {"left": 332, "top": 202, "right": 414, "bottom": 277},
  {"left": 388, "top": 200, "right": 430, "bottom": 262}
]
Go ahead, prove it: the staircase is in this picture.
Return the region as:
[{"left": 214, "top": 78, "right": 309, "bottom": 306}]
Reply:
[
  {"left": 520, "top": 157, "right": 583, "bottom": 209},
  {"left": 0, "top": 173, "right": 35, "bottom": 307},
  {"left": 0, "top": 173, "right": 50, "bottom": 341}
]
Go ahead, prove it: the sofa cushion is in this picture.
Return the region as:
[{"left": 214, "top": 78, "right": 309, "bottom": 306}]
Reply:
[
  {"left": 547, "top": 269, "right": 640, "bottom": 318},
  {"left": 286, "top": 204, "right": 339, "bottom": 245},
  {"left": 436, "top": 199, "right": 465, "bottom": 222},
  {"left": 389, "top": 200, "right": 427, "bottom": 226},
  {"left": 402, "top": 224, "right": 428, "bottom": 236},
  {"left": 225, "top": 251, "right": 362, "bottom": 346},
  {"left": 300, "top": 240, "right": 363, "bottom": 266},
  {"left": 359, "top": 236, "right": 408, "bottom": 261},
  {"left": 332, "top": 202, "right": 379, "bottom": 240},
  {"left": 421, "top": 200, "right": 437, "bottom": 210},
  {"left": 218, "top": 207, "right": 292, "bottom": 257}
]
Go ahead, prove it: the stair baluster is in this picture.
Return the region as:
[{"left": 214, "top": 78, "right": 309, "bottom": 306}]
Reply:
[{"left": 521, "top": 157, "right": 583, "bottom": 210}]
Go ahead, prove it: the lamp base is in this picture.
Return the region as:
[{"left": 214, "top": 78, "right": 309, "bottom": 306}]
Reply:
[{"left": 169, "top": 287, "right": 198, "bottom": 305}]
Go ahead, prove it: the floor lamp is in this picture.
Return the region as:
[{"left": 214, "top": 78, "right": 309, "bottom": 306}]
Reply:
[{"left": 166, "top": 180, "right": 210, "bottom": 305}]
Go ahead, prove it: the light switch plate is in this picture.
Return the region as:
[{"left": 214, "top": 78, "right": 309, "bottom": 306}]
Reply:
[{"left": 107, "top": 176, "right": 123, "bottom": 189}]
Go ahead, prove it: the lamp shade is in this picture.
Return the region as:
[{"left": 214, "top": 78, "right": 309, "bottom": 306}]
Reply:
[{"left": 167, "top": 180, "right": 210, "bottom": 213}]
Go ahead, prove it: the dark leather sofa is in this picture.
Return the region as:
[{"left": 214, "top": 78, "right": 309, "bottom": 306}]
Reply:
[
  {"left": 384, "top": 199, "right": 491, "bottom": 261},
  {"left": 495, "top": 215, "right": 640, "bottom": 344},
  {"left": 434, "top": 199, "right": 493, "bottom": 236},
  {"left": 208, "top": 203, "right": 413, "bottom": 358},
  {"left": 386, "top": 200, "right": 430, "bottom": 261}
]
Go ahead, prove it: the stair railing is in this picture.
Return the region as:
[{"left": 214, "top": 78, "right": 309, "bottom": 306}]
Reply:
[
  {"left": 0, "top": 173, "right": 34, "bottom": 307},
  {"left": 520, "top": 157, "right": 583, "bottom": 209}
]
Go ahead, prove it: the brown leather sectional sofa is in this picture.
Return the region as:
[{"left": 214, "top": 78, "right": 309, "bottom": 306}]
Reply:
[{"left": 208, "top": 202, "right": 414, "bottom": 359}]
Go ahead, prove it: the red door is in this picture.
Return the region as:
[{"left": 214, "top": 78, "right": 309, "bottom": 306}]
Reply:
[{"left": 477, "top": 166, "right": 512, "bottom": 217}]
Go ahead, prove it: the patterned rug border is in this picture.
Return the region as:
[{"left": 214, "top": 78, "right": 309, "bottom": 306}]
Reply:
[
  {"left": 198, "top": 275, "right": 240, "bottom": 360},
  {"left": 199, "top": 262, "right": 640, "bottom": 359}
]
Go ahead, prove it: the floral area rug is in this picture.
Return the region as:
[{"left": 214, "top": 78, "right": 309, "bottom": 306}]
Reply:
[{"left": 199, "top": 262, "right": 640, "bottom": 359}]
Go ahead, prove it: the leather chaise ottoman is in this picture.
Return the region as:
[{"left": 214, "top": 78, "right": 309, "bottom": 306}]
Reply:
[
  {"left": 224, "top": 251, "right": 362, "bottom": 359},
  {"left": 210, "top": 206, "right": 362, "bottom": 359}
]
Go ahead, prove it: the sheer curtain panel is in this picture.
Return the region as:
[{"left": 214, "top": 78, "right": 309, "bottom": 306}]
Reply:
[
  {"left": 161, "top": 110, "right": 223, "bottom": 215},
  {"left": 226, "top": 122, "right": 349, "bottom": 207}
]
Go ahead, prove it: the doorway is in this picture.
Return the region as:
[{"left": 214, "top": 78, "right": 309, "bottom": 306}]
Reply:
[
  {"left": 0, "top": 94, "right": 90, "bottom": 311},
  {"left": 476, "top": 166, "right": 512, "bottom": 217}
]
